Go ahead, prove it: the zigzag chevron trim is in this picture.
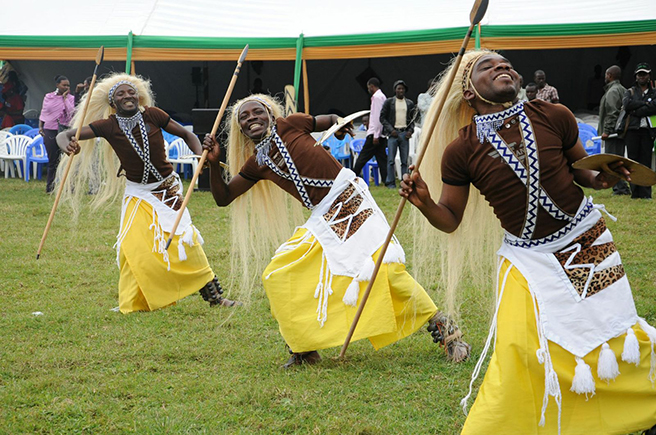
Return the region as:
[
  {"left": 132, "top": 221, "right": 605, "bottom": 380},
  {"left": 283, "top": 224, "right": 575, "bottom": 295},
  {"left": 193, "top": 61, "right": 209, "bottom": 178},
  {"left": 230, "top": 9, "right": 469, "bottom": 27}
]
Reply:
[
  {"left": 505, "top": 201, "right": 594, "bottom": 248},
  {"left": 486, "top": 103, "right": 574, "bottom": 240},
  {"left": 117, "top": 112, "right": 164, "bottom": 185},
  {"left": 263, "top": 127, "right": 321, "bottom": 209},
  {"left": 474, "top": 101, "right": 525, "bottom": 125},
  {"left": 264, "top": 160, "right": 333, "bottom": 188}
]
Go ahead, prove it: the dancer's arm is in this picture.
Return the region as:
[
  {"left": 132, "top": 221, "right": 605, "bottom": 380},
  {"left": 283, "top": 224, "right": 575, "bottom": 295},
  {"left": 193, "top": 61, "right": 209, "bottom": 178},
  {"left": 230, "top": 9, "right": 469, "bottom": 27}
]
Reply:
[
  {"left": 203, "top": 134, "right": 256, "bottom": 206},
  {"left": 163, "top": 119, "right": 203, "bottom": 155},
  {"left": 314, "top": 114, "right": 354, "bottom": 139},
  {"left": 56, "top": 127, "right": 95, "bottom": 155},
  {"left": 564, "top": 139, "right": 631, "bottom": 189},
  {"left": 400, "top": 165, "right": 469, "bottom": 233}
]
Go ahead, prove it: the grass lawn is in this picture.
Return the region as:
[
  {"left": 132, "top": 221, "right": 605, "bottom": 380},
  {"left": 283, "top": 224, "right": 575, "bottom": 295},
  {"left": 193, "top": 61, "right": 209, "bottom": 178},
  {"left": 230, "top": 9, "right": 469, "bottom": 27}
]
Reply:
[{"left": 0, "top": 177, "right": 654, "bottom": 434}]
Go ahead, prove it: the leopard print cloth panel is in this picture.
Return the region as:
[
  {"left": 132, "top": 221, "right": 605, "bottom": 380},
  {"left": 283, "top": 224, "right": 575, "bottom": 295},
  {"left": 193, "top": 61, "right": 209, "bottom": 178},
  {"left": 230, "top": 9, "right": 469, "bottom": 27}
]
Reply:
[
  {"left": 553, "top": 217, "right": 625, "bottom": 298},
  {"left": 150, "top": 176, "right": 183, "bottom": 211},
  {"left": 322, "top": 181, "right": 374, "bottom": 241}
]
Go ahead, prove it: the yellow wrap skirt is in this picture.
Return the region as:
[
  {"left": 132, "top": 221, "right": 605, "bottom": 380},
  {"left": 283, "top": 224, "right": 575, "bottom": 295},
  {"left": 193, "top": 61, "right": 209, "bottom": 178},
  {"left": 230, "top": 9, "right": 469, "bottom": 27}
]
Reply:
[
  {"left": 118, "top": 197, "right": 214, "bottom": 313},
  {"left": 462, "top": 259, "right": 656, "bottom": 434},
  {"left": 262, "top": 228, "right": 437, "bottom": 353}
]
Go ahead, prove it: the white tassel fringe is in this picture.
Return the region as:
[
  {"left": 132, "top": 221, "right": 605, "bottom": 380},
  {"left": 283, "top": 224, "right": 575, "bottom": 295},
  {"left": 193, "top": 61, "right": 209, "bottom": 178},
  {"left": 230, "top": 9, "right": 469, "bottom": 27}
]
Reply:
[
  {"left": 342, "top": 257, "right": 376, "bottom": 307},
  {"left": 343, "top": 280, "right": 360, "bottom": 307},
  {"left": 570, "top": 357, "right": 596, "bottom": 397},
  {"left": 621, "top": 327, "right": 641, "bottom": 366},
  {"left": 597, "top": 342, "right": 620, "bottom": 381},
  {"left": 382, "top": 240, "right": 405, "bottom": 264},
  {"left": 195, "top": 226, "right": 205, "bottom": 245},
  {"left": 178, "top": 240, "right": 187, "bottom": 261},
  {"left": 182, "top": 226, "right": 194, "bottom": 246}
]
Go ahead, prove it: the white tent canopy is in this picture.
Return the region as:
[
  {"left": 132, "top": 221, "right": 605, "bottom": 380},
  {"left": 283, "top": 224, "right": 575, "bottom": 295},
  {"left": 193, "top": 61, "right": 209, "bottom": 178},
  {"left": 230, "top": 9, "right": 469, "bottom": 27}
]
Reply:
[
  {"left": 5, "top": 1, "right": 656, "bottom": 123},
  {"left": 8, "top": 0, "right": 656, "bottom": 38}
]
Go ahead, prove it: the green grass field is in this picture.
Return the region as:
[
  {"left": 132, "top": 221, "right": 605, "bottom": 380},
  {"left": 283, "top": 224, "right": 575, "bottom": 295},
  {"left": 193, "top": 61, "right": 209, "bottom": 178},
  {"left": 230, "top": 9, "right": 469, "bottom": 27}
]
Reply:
[{"left": 1, "top": 177, "right": 654, "bottom": 434}]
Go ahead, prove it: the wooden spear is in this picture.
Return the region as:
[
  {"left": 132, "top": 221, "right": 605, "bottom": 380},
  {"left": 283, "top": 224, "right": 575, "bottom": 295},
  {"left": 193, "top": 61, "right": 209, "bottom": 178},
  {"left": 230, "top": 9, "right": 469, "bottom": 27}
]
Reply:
[
  {"left": 36, "top": 46, "right": 105, "bottom": 260},
  {"left": 164, "top": 44, "right": 249, "bottom": 250},
  {"left": 339, "top": 0, "right": 490, "bottom": 358}
]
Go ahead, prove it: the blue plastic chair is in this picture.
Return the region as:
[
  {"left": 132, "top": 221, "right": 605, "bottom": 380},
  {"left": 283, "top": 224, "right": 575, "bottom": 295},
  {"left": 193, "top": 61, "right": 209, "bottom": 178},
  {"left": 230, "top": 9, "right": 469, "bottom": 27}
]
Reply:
[
  {"left": 9, "top": 124, "right": 33, "bottom": 135},
  {"left": 577, "top": 123, "right": 601, "bottom": 155},
  {"left": 362, "top": 158, "right": 380, "bottom": 186},
  {"left": 24, "top": 128, "right": 41, "bottom": 139},
  {"left": 162, "top": 130, "right": 180, "bottom": 145},
  {"left": 24, "top": 136, "right": 49, "bottom": 182},
  {"left": 24, "top": 118, "right": 39, "bottom": 128},
  {"left": 350, "top": 138, "right": 365, "bottom": 154},
  {"left": 325, "top": 134, "right": 352, "bottom": 168},
  {"left": 350, "top": 137, "right": 385, "bottom": 186}
]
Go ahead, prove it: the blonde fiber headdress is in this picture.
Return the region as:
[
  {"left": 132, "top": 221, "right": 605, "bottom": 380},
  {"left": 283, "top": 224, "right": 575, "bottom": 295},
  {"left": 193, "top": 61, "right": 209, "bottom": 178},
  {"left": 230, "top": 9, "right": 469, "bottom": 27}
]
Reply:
[
  {"left": 224, "top": 94, "right": 304, "bottom": 299},
  {"left": 54, "top": 72, "right": 155, "bottom": 218},
  {"left": 411, "top": 49, "right": 502, "bottom": 323}
]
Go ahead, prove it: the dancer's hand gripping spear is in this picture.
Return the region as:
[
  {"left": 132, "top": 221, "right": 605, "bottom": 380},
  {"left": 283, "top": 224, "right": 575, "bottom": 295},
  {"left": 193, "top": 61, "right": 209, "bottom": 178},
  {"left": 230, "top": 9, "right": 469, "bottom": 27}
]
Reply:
[
  {"left": 339, "top": 0, "right": 489, "bottom": 358},
  {"left": 36, "top": 46, "right": 105, "bottom": 260},
  {"left": 164, "top": 45, "right": 249, "bottom": 250}
]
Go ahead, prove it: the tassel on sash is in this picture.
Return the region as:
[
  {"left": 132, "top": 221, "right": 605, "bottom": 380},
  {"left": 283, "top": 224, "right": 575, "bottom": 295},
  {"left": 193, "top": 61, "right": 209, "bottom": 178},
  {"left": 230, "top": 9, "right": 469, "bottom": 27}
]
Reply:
[
  {"left": 342, "top": 257, "right": 375, "bottom": 307},
  {"left": 570, "top": 357, "right": 595, "bottom": 397},
  {"left": 622, "top": 328, "right": 641, "bottom": 366},
  {"left": 597, "top": 342, "right": 620, "bottom": 382},
  {"left": 569, "top": 323, "right": 655, "bottom": 399}
]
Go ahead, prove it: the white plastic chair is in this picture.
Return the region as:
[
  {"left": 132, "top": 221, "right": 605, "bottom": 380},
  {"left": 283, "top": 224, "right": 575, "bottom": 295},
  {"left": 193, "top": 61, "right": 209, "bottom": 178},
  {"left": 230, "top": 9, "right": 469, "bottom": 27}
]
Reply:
[
  {"left": 395, "top": 127, "right": 421, "bottom": 180},
  {"left": 0, "top": 134, "right": 31, "bottom": 178},
  {"left": 0, "top": 130, "right": 13, "bottom": 175},
  {"left": 168, "top": 138, "right": 199, "bottom": 186}
]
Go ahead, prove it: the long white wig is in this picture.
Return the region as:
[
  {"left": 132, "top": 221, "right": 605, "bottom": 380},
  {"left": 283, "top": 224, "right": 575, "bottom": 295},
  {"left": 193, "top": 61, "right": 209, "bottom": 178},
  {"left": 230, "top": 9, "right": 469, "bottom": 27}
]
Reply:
[
  {"left": 224, "top": 94, "right": 304, "bottom": 298},
  {"left": 411, "top": 49, "right": 503, "bottom": 322},
  {"left": 55, "top": 73, "right": 154, "bottom": 217}
]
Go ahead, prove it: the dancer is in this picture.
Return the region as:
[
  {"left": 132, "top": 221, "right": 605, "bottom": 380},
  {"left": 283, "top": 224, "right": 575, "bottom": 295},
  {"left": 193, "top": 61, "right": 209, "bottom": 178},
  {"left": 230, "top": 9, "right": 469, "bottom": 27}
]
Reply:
[
  {"left": 56, "top": 72, "right": 238, "bottom": 313},
  {"left": 204, "top": 94, "right": 470, "bottom": 367},
  {"left": 401, "top": 49, "right": 656, "bottom": 434}
]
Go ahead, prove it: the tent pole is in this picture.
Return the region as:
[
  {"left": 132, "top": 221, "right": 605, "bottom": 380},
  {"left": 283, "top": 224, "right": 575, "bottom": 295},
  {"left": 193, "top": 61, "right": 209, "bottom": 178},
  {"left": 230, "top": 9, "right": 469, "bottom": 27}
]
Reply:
[
  {"left": 293, "top": 33, "right": 304, "bottom": 111},
  {"left": 475, "top": 23, "right": 481, "bottom": 49},
  {"left": 126, "top": 31, "right": 134, "bottom": 74},
  {"left": 302, "top": 60, "right": 310, "bottom": 114}
]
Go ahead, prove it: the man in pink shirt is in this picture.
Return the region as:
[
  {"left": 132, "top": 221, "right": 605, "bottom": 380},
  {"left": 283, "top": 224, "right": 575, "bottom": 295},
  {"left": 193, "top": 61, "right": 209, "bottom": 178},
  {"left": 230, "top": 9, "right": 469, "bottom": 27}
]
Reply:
[
  {"left": 39, "top": 75, "right": 75, "bottom": 193},
  {"left": 352, "top": 77, "right": 388, "bottom": 183}
]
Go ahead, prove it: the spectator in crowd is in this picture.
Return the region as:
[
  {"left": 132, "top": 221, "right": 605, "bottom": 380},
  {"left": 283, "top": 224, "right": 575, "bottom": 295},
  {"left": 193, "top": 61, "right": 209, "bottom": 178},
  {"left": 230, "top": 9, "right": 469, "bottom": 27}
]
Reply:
[
  {"left": 39, "top": 75, "right": 75, "bottom": 193},
  {"left": 0, "top": 71, "right": 26, "bottom": 128},
  {"left": 534, "top": 69, "right": 560, "bottom": 104},
  {"left": 622, "top": 62, "right": 656, "bottom": 199},
  {"left": 516, "top": 74, "right": 527, "bottom": 101},
  {"left": 380, "top": 79, "right": 415, "bottom": 189},
  {"left": 525, "top": 82, "right": 538, "bottom": 101},
  {"left": 416, "top": 78, "right": 435, "bottom": 127},
  {"left": 598, "top": 65, "right": 630, "bottom": 195},
  {"left": 75, "top": 76, "right": 92, "bottom": 106},
  {"left": 357, "top": 114, "right": 369, "bottom": 131},
  {"left": 353, "top": 77, "right": 388, "bottom": 183}
]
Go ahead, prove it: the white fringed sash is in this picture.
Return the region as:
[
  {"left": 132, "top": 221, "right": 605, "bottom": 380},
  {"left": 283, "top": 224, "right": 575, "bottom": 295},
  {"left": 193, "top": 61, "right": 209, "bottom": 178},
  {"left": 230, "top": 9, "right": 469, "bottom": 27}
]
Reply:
[
  {"left": 115, "top": 172, "right": 203, "bottom": 271},
  {"left": 498, "top": 200, "right": 637, "bottom": 359},
  {"left": 461, "top": 198, "right": 656, "bottom": 434},
  {"left": 265, "top": 168, "right": 405, "bottom": 327}
]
